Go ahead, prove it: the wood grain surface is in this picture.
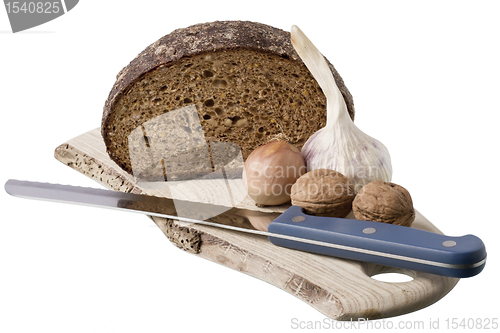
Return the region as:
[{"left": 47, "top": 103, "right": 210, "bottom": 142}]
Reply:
[{"left": 54, "top": 128, "right": 459, "bottom": 320}]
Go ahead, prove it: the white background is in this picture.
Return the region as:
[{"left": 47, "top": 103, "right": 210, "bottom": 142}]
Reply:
[{"left": 1, "top": 1, "right": 499, "bottom": 332}]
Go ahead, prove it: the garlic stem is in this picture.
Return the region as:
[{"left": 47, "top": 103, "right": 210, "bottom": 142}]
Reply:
[{"left": 291, "top": 25, "right": 349, "bottom": 126}]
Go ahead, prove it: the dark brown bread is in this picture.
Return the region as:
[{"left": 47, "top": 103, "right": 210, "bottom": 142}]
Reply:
[{"left": 101, "top": 21, "right": 355, "bottom": 180}]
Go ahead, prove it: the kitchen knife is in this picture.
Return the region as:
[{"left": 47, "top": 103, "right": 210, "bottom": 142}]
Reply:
[{"left": 5, "top": 179, "right": 486, "bottom": 278}]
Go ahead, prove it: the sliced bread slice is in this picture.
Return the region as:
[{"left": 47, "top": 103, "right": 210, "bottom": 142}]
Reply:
[{"left": 101, "top": 21, "right": 355, "bottom": 181}]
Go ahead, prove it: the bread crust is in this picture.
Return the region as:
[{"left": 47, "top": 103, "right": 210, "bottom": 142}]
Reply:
[{"left": 101, "top": 20, "right": 355, "bottom": 172}]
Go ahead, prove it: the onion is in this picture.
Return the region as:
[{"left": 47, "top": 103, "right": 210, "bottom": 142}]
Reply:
[{"left": 242, "top": 140, "right": 306, "bottom": 206}]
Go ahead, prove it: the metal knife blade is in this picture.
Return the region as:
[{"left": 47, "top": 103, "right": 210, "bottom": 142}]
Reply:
[{"left": 4, "top": 179, "right": 486, "bottom": 278}]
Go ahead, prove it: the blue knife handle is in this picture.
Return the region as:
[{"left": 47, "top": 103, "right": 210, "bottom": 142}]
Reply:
[{"left": 267, "top": 206, "right": 486, "bottom": 278}]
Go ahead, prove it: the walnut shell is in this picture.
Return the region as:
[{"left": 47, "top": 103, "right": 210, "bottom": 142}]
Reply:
[
  {"left": 290, "top": 169, "right": 355, "bottom": 218},
  {"left": 352, "top": 180, "right": 415, "bottom": 227}
]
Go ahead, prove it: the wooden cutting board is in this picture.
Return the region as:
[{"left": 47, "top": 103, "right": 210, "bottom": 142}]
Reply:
[{"left": 54, "top": 128, "right": 459, "bottom": 320}]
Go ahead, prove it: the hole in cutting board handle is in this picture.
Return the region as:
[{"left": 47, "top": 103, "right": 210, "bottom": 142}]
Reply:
[
  {"left": 364, "top": 263, "right": 417, "bottom": 283},
  {"left": 371, "top": 272, "right": 414, "bottom": 283}
]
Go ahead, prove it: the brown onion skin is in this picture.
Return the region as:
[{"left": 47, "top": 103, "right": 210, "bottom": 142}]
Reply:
[{"left": 243, "top": 140, "right": 306, "bottom": 206}]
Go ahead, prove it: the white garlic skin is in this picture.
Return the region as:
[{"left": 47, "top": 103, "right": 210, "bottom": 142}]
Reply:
[{"left": 301, "top": 121, "right": 393, "bottom": 193}]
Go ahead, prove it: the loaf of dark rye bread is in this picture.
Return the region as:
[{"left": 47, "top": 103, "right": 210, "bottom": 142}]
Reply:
[{"left": 101, "top": 21, "right": 355, "bottom": 181}]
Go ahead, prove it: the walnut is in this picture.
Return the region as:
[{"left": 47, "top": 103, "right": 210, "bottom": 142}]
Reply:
[
  {"left": 290, "top": 169, "right": 355, "bottom": 218},
  {"left": 352, "top": 180, "right": 415, "bottom": 227}
]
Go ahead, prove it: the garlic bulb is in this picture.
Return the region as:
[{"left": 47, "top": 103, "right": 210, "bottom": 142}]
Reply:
[
  {"left": 243, "top": 140, "right": 306, "bottom": 206},
  {"left": 291, "top": 25, "right": 392, "bottom": 192}
]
